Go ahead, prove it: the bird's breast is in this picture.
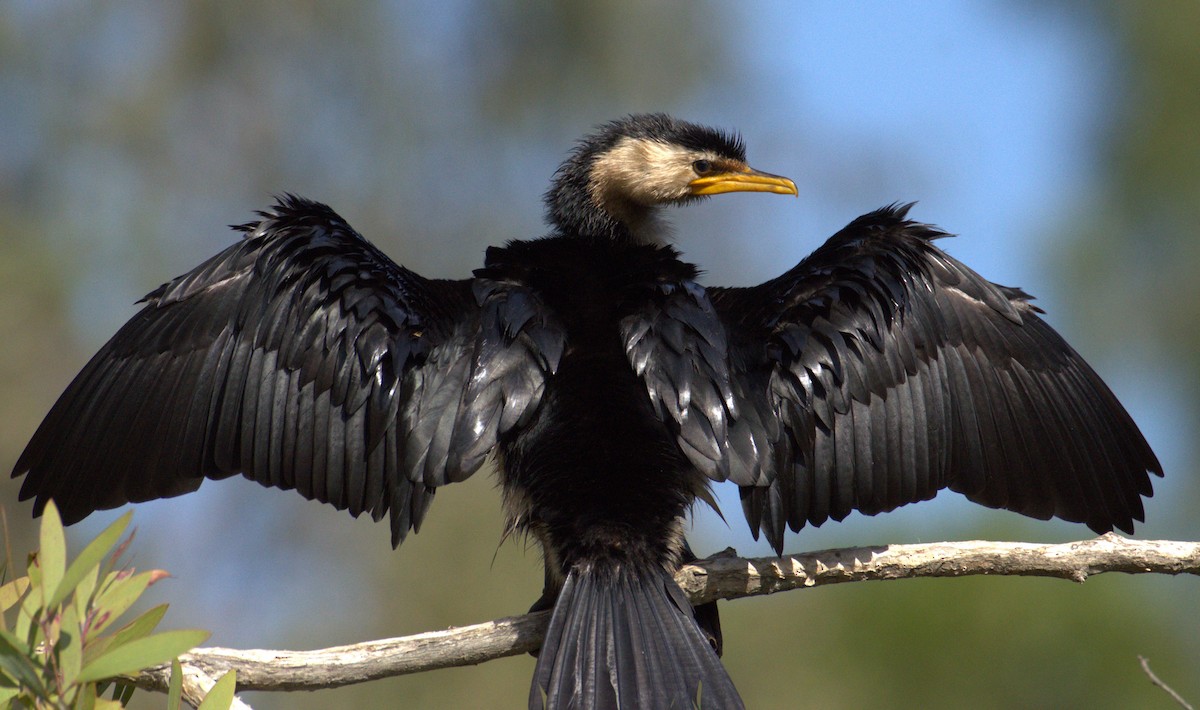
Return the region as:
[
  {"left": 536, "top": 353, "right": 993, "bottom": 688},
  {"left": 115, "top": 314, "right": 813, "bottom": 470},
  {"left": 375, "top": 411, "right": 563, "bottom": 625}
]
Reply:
[{"left": 483, "top": 237, "right": 706, "bottom": 570}]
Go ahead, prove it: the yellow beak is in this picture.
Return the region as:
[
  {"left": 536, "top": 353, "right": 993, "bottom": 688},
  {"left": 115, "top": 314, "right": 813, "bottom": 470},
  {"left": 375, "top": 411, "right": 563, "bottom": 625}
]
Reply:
[{"left": 688, "top": 168, "right": 798, "bottom": 197}]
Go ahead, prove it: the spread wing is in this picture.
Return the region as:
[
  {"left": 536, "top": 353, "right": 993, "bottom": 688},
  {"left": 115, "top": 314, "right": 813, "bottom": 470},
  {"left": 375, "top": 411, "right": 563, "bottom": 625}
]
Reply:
[
  {"left": 710, "top": 204, "right": 1162, "bottom": 553},
  {"left": 13, "top": 196, "right": 563, "bottom": 546}
]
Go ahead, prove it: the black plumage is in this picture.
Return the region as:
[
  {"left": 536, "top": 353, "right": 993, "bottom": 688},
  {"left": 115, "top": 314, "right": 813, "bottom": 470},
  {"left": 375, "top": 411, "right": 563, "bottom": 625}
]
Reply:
[{"left": 13, "top": 114, "right": 1161, "bottom": 709}]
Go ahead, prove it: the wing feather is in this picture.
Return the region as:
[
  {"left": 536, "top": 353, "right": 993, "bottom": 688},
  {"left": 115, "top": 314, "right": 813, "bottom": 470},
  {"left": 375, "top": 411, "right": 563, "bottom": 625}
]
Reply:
[
  {"left": 713, "top": 204, "right": 1161, "bottom": 553},
  {"left": 13, "top": 196, "right": 561, "bottom": 548},
  {"left": 621, "top": 278, "right": 735, "bottom": 483}
]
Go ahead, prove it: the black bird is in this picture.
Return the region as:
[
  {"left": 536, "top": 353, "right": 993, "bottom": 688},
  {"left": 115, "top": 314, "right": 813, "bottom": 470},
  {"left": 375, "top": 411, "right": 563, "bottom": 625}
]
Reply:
[{"left": 14, "top": 114, "right": 1161, "bottom": 709}]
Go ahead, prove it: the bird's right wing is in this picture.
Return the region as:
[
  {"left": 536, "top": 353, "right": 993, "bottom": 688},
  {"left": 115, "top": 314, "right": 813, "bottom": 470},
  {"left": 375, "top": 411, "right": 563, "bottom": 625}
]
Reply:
[
  {"left": 711, "top": 205, "right": 1161, "bottom": 553},
  {"left": 14, "top": 196, "right": 564, "bottom": 547}
]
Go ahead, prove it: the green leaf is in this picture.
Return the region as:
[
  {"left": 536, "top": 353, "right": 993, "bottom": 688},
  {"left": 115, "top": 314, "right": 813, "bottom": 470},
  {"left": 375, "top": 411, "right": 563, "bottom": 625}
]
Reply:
[
  {"left": 77, "top": 629, "right": 209, "bottom": 683},
  {"left": 89, "top": 571, "right": 153, "bottom": 636},
  {"left": 0, "top": 577, "right": 30, "bottom": 614},
  {"left": 13, "top": 602, "right": 31, "bottom": 648},
  {"left": 24, "top": 553, "right": 41, "bottom": 595},
  {"left": 99, "top": 530, "right": 136, "bottom": 585},
  {"left": 74, "top": 679, "right": 96, "bottom": 710},
  {"left": 16, "top": 583, "right": 42, "bottom": 646},
  {"left": 0, "top": 627, "right": 46, "bottom": 696},
  {"left": 196, "top": 669, "right": 236, "bottom": 710},
  {"left": 107, "top": 604, "right": 168, "bottom": 651},
  {"left": 50, "top": 512, "right": 132, "bottom": 609},
  {"left": 57, "top": 601, "right": 83, "bottom": 688},
  {"left": 73, "top": 565, "right": 99, "bottom": 619},
  {"left": 167, "top": 659, "right": 183, "bottom": 710},
  {"left": 83, "top": 633, "right": 112, "bottom": 669},
  {"left": 38, "top": 502, "right": 67, "bottom": 606}
]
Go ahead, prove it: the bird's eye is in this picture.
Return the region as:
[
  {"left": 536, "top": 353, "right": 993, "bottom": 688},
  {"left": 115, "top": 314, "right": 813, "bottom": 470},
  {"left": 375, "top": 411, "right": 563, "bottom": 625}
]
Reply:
[{"left": 692, "top": 159, "right": 712, "bottom": 175}]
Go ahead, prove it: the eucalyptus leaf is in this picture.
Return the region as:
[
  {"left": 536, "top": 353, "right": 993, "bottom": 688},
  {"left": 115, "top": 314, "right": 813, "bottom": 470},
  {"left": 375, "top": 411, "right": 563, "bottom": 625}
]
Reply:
[
  {"left": 167, "top": 659, "right": 183, "bottom": 710},
  {"left": 73, "top": 564, "right": 99, "bottom": 617},
  {"left": 77, "top": 629, "right": 209, "bottom": 683},
  {"left": 89, "top": 571, "right": 153, "bottom": 636},
  {"left": 37, "top": 502, "right": 66, "bottom": 605},
  {"left": 57, "top": 601, "right": 82, "bottom": 688},
  {"left": 16, "top": 584, "right": 42, "bottom": 646},
  {"left": 0, "top": 577, "right": 29, "bottom": 614},
  {"left": 75, "top": 679, "right": 96, "bottom": 710},
  {"left": 0, "top": 627, "right": 46, "bottom": 696},
  {"left": 196, "top": 669, "right": 237, "bottom": 710},
  {"left": 108, "top": 604, "right": 169, "bottom": 650},
  {"left": 50, "top": 511, "right": 132, "bottom": 609}
]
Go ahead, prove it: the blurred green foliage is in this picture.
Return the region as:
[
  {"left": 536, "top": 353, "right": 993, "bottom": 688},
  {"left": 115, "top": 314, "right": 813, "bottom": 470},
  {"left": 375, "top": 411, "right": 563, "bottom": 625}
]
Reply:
[{"left": 1060, "top": 3, "right": 1200, "bottom": 390}]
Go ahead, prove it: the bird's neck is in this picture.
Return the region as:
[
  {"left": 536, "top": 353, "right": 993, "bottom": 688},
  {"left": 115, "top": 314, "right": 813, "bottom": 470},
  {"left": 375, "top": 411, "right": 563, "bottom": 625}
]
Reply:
[
  {"left": 597, "top": 195, "right": 671, "bottom": 245},
  {"left": 545, "top": 160, "right": 670, "bottom": 245},
  {"left": 547, "top": 190, "right": 667, "bottom": 245}
]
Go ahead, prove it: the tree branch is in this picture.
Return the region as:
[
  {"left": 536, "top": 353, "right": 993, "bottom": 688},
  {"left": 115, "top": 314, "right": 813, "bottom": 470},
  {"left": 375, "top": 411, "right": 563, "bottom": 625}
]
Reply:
[
  {"left": 675, "top": 533, "right": 1200, "bottom": 604},
  {"left": 129, "top": 534, "right": 1200, "bottom": 705},
  {"left": 1139, "top": 654, "right": 1195, "bottom": 710}
]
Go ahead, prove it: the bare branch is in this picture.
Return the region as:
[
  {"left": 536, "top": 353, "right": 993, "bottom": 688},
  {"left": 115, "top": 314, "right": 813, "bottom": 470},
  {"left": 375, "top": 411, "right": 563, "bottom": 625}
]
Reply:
[
  {"left": 675, "top": 533, "right": 1200, "bottom": 604},
  {"left": 127, "top": 534, "right": 1200, "bottom": 698},
  {"left": 1139, "top": 655, "right": 1195, "bottom": 710},
  {"left": 131, "top": 611, "right": 551, "bottom": 696}
]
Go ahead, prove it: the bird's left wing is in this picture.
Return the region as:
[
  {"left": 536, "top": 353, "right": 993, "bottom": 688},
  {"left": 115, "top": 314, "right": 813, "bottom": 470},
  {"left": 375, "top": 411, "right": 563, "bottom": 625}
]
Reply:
[
  {"left": 14, "top": 196, "right": 563, "bottom": 546},
  {"left": 710, "top": 205, "right": 1161, "bottom": 553}
]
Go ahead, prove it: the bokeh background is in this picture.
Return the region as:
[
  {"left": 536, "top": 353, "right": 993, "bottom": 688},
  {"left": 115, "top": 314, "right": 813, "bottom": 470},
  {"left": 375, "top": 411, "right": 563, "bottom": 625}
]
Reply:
[{"left": 2, "top": 2, "right": 1197, "bottom": 708}]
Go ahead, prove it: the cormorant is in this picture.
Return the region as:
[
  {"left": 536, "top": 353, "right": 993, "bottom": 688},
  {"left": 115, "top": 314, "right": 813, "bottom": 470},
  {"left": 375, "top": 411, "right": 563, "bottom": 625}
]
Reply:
[{"left": 13, "top": 114, "right": 1161, "bottom": 709}]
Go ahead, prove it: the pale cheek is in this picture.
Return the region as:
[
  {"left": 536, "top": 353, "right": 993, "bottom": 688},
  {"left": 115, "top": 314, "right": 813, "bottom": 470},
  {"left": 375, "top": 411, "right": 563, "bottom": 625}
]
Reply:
[
  {"left": 636, "top": 165, "right": 692, "bottom": 202},
  {"left": 667, "top": 166, "right": 696, "bottom": 200}
]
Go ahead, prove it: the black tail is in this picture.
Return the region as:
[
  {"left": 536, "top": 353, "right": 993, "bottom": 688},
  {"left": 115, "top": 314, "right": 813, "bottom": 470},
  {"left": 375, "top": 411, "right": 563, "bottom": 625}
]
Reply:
[{"left": 530, "top": 565, "right": 743, "bottom": 709}]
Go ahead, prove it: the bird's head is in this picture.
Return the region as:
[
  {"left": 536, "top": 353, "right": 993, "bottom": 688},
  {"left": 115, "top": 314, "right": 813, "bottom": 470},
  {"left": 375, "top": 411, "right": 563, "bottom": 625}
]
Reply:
[{"left": 545, "top": 114, "right": 797, "bottom": 243}]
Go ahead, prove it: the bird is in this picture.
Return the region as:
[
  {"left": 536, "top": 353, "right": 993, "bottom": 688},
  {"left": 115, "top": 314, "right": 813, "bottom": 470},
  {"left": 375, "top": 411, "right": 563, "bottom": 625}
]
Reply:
[{"left": 13, "top": 113, "right": 1161, "bottom": 709}]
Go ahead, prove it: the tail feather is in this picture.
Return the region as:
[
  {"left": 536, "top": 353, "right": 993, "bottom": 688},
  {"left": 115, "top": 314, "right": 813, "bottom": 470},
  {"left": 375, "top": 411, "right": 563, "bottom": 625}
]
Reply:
[{"left": 531, "top": 566, "right": 743, "bottom": 709}]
